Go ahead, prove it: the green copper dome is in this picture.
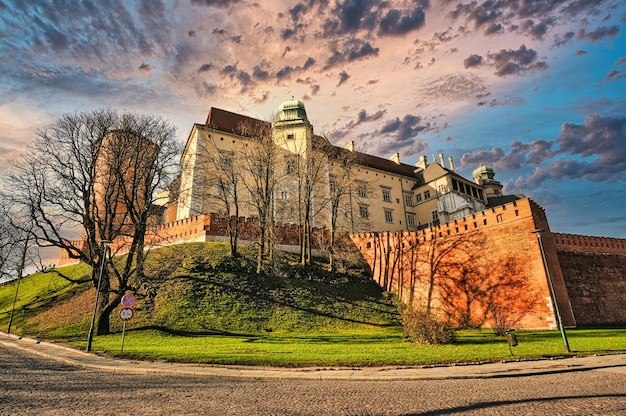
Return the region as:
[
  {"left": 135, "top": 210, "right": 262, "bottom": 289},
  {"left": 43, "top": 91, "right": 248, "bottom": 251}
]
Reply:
[
  {"left": 473, "top": 163, "right": 495, "bottom": 181},
  {"left": 278, "top": 98, "right": 308, "bottom": 122}
]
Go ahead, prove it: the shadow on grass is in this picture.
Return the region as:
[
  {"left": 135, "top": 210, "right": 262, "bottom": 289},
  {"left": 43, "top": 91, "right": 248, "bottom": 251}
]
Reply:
[
  {"left": 126, "top": 325, "right": 258, "bottom": 338},
  {"left": 177, "top": 273, "right": 398, "bottom": 328}
]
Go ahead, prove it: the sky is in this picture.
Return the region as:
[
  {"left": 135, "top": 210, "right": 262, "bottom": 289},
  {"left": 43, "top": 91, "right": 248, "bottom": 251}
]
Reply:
[{"left": 0, "top": 0, "right": 625, "bottom": 238}]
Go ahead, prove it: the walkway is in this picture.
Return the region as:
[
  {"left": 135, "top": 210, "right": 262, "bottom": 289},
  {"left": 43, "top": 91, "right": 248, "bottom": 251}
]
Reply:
[{"left": 1, "top": 331, "right": 624, "bottom": 381}]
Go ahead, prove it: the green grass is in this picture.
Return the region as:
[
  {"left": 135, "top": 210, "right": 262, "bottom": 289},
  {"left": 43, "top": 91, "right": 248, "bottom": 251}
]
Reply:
[
  {"left": 81, "top": 327, "right": 626, "bottom": 367},
  {"left": 1, "top": 242, "right": 625, "bottom": 367}
]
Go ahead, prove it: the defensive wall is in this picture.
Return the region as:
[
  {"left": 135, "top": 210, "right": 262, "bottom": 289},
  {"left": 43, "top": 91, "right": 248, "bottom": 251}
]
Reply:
[
  {"left": 57, "top": 200, "right": 626, "bottom": 328},
  {"left": 553, "top": 233, "right": 626, "bottom": 325},
  {"left": 58, "top": 213, "right": 323, "bottom": 265},
  {"left": 350, "top": 198, "right": 577, "bottom": 330}
]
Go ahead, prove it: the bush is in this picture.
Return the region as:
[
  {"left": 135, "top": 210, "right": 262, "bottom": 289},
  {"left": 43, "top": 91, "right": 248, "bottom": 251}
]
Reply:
[{"left": 402, "top": 308, "right": 456, "bottom": 345}]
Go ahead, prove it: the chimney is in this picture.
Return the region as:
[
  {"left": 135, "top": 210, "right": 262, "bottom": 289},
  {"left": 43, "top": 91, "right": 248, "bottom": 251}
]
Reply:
[
  {"left": 391, "top": 152, "right": 400, "bottom": 165},
  {"left": 439, "top": 153, "right": 445, "bottom": 166},
  {"left": 448, "top": 156, "right": 455, "bottom": 171},
  {"left": 345, "top": 141, "right": 355, "bottom": 152},
  {"left": 415, "top": 155, "right": 428, "bottom": 170}
]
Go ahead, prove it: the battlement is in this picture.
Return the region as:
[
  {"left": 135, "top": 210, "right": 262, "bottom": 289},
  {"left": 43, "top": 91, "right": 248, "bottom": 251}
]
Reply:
[
  {"left": 353, "top": 197, "right": 541, "bottom": 243},
  {"left": 58, "top": 213, "right": 323, "bottom": 265},
  {"left": 553, "top": 232, "right": 626, "bottom": 255}
]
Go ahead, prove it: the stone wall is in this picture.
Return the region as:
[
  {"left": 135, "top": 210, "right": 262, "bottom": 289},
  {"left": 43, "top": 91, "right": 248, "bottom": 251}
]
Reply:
[
  {"left": 350, "top": 198, "right": 576, "bottom": 330},
  {"left": 557, "top": 251, "right": 626, "bottom": 325},
  {"left": 58, "top": 213, "right": 323, "bottom": 265}
]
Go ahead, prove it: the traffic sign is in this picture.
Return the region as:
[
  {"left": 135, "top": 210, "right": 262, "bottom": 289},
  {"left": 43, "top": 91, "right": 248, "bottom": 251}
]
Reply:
[
  {"left": 121, "top": 293, "right": 136, "bottom": 308},
  {"left": 119, "top": 308, "right": 134, "bottom": 321}
]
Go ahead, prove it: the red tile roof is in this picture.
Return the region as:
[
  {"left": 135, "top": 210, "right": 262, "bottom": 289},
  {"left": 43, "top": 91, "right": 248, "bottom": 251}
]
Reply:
[{"left": 205, "top": 107, "right": 420, "bottom": 179}]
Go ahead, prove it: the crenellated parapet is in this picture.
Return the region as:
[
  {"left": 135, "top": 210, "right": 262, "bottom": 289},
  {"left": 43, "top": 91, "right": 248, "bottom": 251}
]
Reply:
[{"left": 553, "top": 233, "right": 626, "bottom": 255}]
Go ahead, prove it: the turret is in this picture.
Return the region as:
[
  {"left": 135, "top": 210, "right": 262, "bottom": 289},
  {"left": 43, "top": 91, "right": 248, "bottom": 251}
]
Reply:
[{"left": 473, "top": 162, "right": 503, "bottom": 197}]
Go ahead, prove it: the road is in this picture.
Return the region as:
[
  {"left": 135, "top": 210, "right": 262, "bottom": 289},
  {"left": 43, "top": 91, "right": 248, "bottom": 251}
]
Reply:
[{"left": 1, "top": 347, "right": 625, "bottom": 415}]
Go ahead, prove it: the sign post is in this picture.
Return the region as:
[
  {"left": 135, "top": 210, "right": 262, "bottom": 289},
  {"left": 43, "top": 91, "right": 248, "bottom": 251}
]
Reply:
[{"left": 119, "top": 307, "right": 134, "bottom": 353}]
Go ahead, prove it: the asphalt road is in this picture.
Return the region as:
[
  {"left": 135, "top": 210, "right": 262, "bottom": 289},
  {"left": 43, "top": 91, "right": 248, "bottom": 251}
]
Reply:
[{"left": 1, "top": 347, "right": 625, "bottom": 415}]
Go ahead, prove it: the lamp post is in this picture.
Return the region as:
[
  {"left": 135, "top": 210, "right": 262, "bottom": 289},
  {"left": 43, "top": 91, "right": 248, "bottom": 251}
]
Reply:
[
  {"left": 7, "top": 266, "right": 23, "bottom": 334},
  {"left": 86, "top": 240, "right": 111, "bottom": 352},
  {"left": 532, "top": 229, "right": 570, "bottom": 353}
]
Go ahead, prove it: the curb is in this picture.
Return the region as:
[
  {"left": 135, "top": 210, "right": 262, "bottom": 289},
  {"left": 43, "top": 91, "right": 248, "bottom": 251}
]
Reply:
[{"left": 1, "top": 332, "right": 625, "bottom": 381}]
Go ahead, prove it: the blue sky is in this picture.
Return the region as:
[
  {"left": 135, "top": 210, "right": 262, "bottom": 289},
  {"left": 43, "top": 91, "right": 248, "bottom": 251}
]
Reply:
[{"left": 0, "top": 0, "right": 625, "bottom": 238}]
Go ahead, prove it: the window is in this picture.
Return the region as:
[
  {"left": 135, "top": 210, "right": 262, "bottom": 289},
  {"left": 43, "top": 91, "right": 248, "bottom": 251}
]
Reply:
[
  {"left": 280, "top": 191, "right": 289, "bottom": 200},
  {"left": 407, "top": 213, "right": 416, "bottom": 226},
  {"left": 286, "top": 160, "right": 296, "bottom": 174},
  {"left": 424, "top": 189, "right": 431, "bottom": 199},
  {"left": 329, "top": 176, "right": 338, "bottom": 193},
  {"left": 431, "top": 210, "right": 439, "bottom": 221},
  {"left": 415, "top": 193, "right": 422, "bottom": 203},
  {"left": 438, "top": 184, "right": 447, "bottom": 194},
  {"left": 357, "top": 184, "right": 367, "bottom": 198},
  {"left": 359, "top": 206, "right": 369, "bottom": 219},
  {"left": 384, "top": 210, "right": 393, "bottom": 223},
  {"left": 382, "top": 188, "right": 391, "bottom": 202},
  {"left": 404, "top": 194, "right": 413, "bottom": 206},
  {"left": 220, "top": 152, "right": 233, "bottom": 170},
  {"left": 287, "top": 134, "right": 295, "bottom": 140}
]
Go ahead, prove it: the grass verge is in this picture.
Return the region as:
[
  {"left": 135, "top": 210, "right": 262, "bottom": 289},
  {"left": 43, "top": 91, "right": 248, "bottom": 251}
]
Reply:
[{"left": 81, "top": 326, "right": 626, "bottom": 367}]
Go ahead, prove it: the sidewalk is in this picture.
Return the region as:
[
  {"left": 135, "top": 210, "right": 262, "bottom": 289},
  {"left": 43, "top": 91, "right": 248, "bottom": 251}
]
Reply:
[{"left": 1, "top": 331, "right": 624, "bottom": 381}]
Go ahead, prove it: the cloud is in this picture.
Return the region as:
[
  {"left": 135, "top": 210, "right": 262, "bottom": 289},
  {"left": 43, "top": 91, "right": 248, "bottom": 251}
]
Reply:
[
  {"left": 463, "top": 54, "right": 483, "bottom": 68},
  {"left": 324, "top": 38, "right": 379, "bottom": 69},
  {"left": 477, "top": 114, "right": 626, "bottom": 189},
  {"left": 517, "top": 18, "right": 554, "bottom": 40},
  {"left": 138, "top": 63, "right": 153, "bottom": 72},
  {"left": 198, "top": 63, "right": 213, "bottom": 72},
  {"left": 337, "top": 71, "right": 350, "bottom": 86},
  {"left": 449, "top": 2, "right": 501, "bottom": 29},
  {"left": 191, "top": 0, "right": 241, "bottom": 7},
  {"left": 321, "top": 0, "right": 428, "bottom": 37},
  {"left": 380, "top": 114, "right": 429, "bottom": 140},
  {"left": 557, "top": 115, "right": 626, "bottom": 167},
  {"left": 252, "top": 65, "right": 270, "bottom": 80},
  {"left": 604, "top": 69, "right": 621, "bottom": 80},
  {"left": 420, "top": 73, "right": 488, "bottom": 102},
  {"left": 552, "top": 31, "right": 575, "bottom": 48},
  {"left": 487, "top": 44, "right": 548, "bottom": 77},
  {"left": 577, "top": 25, "right": 620, "bottom": 42},
  {"left": 378, "top": 7, "right": 426, "bottom": 35},
  {"left": 460, "top": 139, "right": 554, "bottom": 170}
]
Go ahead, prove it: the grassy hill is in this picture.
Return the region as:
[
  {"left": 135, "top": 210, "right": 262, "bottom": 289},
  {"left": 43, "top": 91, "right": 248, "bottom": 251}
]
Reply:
[
  {"left": 0, "top": 242, "right": 400, "bottom": 340},
  {"left": 2, "top": 242, "right": 626, "bottom": 366}
]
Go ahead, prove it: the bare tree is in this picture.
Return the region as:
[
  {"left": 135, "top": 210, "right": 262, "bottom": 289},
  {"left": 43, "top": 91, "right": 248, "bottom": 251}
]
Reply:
[
  {"left": 3, "top": 109, "right": 180, "bottom": 336},
  {"left": 238, "top": 119, "right": 279, "bottom": 273},
  {"left": 195, "top": 134, "right": 242, "bottom": 257},
  {"left": 317, "top": 141, "right": 369, "bottom": 271}
]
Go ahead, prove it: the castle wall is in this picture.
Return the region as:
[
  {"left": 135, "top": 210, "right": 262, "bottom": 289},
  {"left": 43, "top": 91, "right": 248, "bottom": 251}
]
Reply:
[
  {"left": 58, "top": 213, "right": 324, "bottom": 265},
  {"left": 350, "top": 198, "right": 576, "bottom": 330},
  {"left": 552, "top": 232, "right": 626, "bottom": 326}
]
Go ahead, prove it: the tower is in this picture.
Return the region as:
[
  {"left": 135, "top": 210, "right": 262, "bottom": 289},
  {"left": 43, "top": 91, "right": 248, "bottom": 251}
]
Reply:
[
  {"left": 473, "top": 163, "right": 503, "bottom": 198},
  {"left": 272, "top": 98, "right": 313, "bottom": 157}
]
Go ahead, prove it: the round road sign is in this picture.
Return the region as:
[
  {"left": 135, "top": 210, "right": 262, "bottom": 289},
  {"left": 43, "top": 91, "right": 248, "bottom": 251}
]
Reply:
[
  {"left": 121, "top": 293, "right": 136, "bottom": 308},
  {"left": 119, "top": 308, "right": 134, "bottom": 321}
]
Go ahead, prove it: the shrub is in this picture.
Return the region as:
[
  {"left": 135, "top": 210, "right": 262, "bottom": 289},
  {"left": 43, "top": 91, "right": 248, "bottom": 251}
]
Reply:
[{"left": 402, "top": 307, "right": 456, "bottom": 345}]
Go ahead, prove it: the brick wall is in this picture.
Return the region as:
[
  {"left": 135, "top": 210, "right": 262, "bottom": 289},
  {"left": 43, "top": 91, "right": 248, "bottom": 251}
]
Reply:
[
  {"left": 350, "top": 198, "right": 576, "bottom": 330},
  {"left": 58, "top": 213, "right": 323, "bottom": 265},
  {"left": 557, "top": 251, "right": 626, "bottom": 325},
  {"left": 554, "top": 233, "right": 626, "bottom": 255}
]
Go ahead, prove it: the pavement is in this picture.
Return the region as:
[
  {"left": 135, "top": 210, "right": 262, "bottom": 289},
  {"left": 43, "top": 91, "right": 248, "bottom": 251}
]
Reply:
[{"left": 1, "top": 331, "right": 625, "bottom": 381}]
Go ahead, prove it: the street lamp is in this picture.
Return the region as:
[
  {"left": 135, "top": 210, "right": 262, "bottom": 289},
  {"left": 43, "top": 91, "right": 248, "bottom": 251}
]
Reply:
[
  {"left": 532, "top": 229, "right": 570, "bottom": 353},
  {"left": 86, "top": 240, "right": 111, "bottom": 352}
]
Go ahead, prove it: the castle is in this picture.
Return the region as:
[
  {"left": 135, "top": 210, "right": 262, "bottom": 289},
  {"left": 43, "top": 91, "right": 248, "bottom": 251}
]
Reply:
[{"left": 59, "top": 100, "right": 626, "bottom": 329}]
